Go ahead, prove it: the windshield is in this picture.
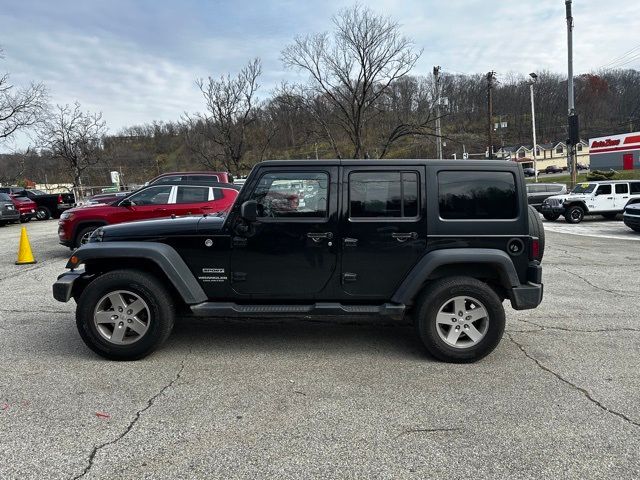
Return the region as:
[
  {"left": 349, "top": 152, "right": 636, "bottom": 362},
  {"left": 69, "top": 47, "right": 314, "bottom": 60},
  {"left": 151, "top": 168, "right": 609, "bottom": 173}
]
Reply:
[
  {"left": 571, "top": 183, "right": 596, "bottom": 194},
  {"left": 0, "top": 193, "right": 11, "bottom": 201}
]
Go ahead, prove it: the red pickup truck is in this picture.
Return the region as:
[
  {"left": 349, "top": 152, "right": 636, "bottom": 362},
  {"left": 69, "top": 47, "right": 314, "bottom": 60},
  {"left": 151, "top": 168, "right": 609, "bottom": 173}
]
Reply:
[{"left": 59, "top": 182, "right": 239, "bottom": 248}]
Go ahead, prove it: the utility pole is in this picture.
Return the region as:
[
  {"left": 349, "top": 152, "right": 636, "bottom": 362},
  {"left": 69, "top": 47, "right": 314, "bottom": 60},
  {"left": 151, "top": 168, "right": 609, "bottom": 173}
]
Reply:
[
  {"left": 433, "top": 66, "right": 443, "bottom": 159},
  {"left": 529, "top": 73, "right": 539, "bottom": 182},
  {"left": 566, "top": 0, "right": 579, "bottom": 187},
  {"left": 486, "top": 71, "right": 496, "bottom": 159}
]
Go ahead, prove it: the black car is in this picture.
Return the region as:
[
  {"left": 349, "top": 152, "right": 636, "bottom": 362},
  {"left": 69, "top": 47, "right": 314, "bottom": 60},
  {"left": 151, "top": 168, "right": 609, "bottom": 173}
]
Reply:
[
  {"left": 0, "top": 193, "right": 20, "bottom": 225},
  {"left": 542, "top": 165, "right": 563, "bottom": 174},
  {"left": 0, "top": 187, "right": 75, "bottom": 220},
  {"left": 53, "top": 160, "right": 544, "bottom": 363},
  {"left": 523, "top": 167, "right": 536, "bottom": 177},
  {"left": 526, "top": 183, "right": 567, "bottom": 212}
]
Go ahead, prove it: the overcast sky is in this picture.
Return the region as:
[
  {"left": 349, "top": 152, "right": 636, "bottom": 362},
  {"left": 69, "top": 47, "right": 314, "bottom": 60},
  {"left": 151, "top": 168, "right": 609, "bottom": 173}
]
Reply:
[{"left": 1, "top": 0, "right": 639, "bottom": 149}]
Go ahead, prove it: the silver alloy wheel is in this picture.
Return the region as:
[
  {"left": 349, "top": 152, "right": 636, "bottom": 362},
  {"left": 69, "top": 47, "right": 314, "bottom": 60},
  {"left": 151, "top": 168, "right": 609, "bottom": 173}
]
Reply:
[
  {"left": 435, "top": 296, "right": 490, "bottom": 349},
  {"left": 36, "top": 208, "right": 48, "bottom": 220},
  {"left": 93, "top": 290, "right": 151, "bottom": 345}
]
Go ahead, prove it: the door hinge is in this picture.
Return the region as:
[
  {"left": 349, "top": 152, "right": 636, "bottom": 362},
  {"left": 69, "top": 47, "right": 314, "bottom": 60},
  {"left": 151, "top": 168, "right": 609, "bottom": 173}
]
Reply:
[
  {"left": 232, "top": 272, "right": 247, "bottom": 282},
  {"left": 343, "top": 272, "right": 358, "bottom": 283}
]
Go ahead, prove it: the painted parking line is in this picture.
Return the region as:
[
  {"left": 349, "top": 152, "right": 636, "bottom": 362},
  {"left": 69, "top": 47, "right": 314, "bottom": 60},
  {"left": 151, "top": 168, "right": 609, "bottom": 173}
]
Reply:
[{"left": 542, "top": 219, "right": 640, "bottom": 241}]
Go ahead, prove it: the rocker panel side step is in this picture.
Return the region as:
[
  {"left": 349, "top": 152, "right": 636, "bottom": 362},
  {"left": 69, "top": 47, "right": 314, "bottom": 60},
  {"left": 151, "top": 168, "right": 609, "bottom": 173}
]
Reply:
[{"left": 190, "top": 302, "right": 406, "bottom": 320}]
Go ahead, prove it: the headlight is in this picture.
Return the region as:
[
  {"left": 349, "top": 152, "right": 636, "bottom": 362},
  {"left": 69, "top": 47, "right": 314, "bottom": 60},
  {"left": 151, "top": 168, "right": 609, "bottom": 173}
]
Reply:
[
  {"left": 60, "top": 211, "right": 74, "bottom": 220},
  {"left": 89, "top": 228, "right": 104, "bottom": 243}
]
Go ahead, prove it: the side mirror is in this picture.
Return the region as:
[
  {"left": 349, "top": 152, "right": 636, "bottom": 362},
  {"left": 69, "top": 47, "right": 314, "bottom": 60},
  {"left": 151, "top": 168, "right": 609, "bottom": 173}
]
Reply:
[
  {"left": 120, "top": 199, "right": 133, "bottom": 207},
  {"left": 240, "top": 200, "right": 258, "bottom": 222}
]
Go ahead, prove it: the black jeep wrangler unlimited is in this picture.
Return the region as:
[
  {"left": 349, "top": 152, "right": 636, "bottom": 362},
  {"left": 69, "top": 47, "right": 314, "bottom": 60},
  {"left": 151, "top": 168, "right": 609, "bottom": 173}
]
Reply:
[{"left": 53, "top": 160, "right": 544, "bottom": 363}]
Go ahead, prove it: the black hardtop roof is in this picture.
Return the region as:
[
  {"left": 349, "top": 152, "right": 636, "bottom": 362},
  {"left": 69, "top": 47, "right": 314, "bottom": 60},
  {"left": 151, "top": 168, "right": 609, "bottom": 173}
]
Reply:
[{"left": 257, "top": 159, "right": 520, "bottom": 169}]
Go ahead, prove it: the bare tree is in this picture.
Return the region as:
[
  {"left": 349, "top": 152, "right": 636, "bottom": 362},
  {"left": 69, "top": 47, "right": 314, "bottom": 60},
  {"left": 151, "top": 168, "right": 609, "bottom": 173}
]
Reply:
[
  {"left": 282, "top": 5, "right": 422, "bottom": 158},
  {"left": 185, "top": 58, "right": 262, "bottom": 173},
  {"left": 0, "top": 48, "right": 48, "bottom": 145},
  {"left": 39, "top": 102, "right": 107, "bottom": 186}
]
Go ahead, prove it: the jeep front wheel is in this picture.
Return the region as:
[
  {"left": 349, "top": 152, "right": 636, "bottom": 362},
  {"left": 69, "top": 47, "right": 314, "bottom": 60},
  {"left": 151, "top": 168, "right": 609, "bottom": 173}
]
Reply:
[
  {"left": 543, "top": 213, "right": 560, "bottom": 221},
  {"left": 565, "top": 205, "right": 584, "bottom": 224},
  {"left": 415, "top": 277, "right": 505, "bottom": 363},
  {"left": 76, "top": 270, "right": 175, "bottom": 360}
]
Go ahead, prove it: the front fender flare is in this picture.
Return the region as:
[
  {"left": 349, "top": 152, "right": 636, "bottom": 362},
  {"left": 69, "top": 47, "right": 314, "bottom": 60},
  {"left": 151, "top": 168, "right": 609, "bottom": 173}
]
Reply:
[
  {"left": 391, "top": 248, "right": 521, "bottom": 305},
  {"left": 68, "top": 241, "right": 207, "bottom": 304}
]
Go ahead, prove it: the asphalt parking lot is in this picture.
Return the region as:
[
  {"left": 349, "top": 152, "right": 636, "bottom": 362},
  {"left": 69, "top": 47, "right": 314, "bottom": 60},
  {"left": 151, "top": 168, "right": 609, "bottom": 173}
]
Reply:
[{"left": 0, "top": 219, "right": 638, "bottom": 479}]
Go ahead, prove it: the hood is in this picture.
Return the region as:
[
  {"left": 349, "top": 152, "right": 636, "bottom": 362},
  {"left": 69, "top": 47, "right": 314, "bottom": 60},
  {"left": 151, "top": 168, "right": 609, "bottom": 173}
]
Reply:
[{"left": 100, "top": 215, "right": 225, "bottom": 241}]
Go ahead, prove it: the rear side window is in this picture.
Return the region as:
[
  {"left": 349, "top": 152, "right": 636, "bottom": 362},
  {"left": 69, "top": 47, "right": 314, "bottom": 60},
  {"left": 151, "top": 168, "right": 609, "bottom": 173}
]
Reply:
[
  {"left": 631, "top": 182, "right": 640, "bottom": 194},
  {"left": 349, "top": 171, "right": 419, "bottom": 218},
  {"left": 615, "top": 184, "right": 628, "bottom": 194},
  {"left": 188, "top": 175, "right": 219, "bottom": 184},
  {"left": 438, "top": 171, "right": 517, "bottom": 220},
  {"left": 176, "top": 186, "right": 209, "bottom": 203},
  {"left": 527, "top": 185, "right": 543, "bottom": 193},
  {"left": 153, "top": 175, "right": 184, "bottom": 185}
]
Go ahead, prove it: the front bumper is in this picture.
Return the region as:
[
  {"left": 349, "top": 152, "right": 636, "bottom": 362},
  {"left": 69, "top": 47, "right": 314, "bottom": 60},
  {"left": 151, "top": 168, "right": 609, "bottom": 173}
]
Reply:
[
  {"left": 53, "top": 270, "right": 87, "bottom": 302},
  {"left": 623, "top": 213, "right": 640, "bottom": 230},
  {"left": 0, "top": 211, "right": 20, "bottom": 221},
  {"left": 541, "top": 204, "right": 565, "bottom": 215}
]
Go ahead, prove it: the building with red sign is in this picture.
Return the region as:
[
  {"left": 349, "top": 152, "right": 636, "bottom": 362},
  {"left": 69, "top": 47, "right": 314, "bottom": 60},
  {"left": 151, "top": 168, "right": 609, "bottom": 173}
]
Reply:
[{"left": 589, "top": 131, "right": 640, "bottom": 170}]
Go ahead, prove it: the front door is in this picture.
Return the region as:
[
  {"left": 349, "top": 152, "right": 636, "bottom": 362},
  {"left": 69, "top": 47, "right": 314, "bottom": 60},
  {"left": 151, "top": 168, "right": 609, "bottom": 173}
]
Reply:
[
  {"left": 112, "top": 185, "right": 173, "bottom": 222},
  {"left": 230, "top": 169, "right": 337, "bottom": 297},
  {"left": 340, "top": 167, "right": 426, "bottom": 298}
]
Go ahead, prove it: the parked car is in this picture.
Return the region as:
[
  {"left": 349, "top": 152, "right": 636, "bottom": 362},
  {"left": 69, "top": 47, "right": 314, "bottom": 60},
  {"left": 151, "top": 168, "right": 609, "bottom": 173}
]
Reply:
[
  {"left": 0, "top": 193, "right": 20, "bottom": 225},
  {"left": 10, "top": 195, "right": 37, "bottom": 223},
  {"left": 58, "top": 182, "right": 240, "bottom": 248},
  {"left": 541, "top": 180, "right": 640, "bottom": 223},
  {"left": 0, "top": 187, "right": 75, "bottom": 220},
  {"left": 622, "top": 202, "right": 640, "bottom": 232},
  {"left": 146, "top": 171, "right": 233, "bottom": 186},
  {"left": 53, "top": 159, "right": 544, "bottom": 362},
  {"left": 527, "top": 183, "right": 567, "bottom": 215},
  {"left": 85, "top": 191, "right": 131, "bottom": 205},
  {"left": 577, "top": 163, "right": 589, "bottom": 171},
  {"left": 523, "top": 167, "right": 536, "bottom": 177},
  {"left": 541, "top": 165, "right": 563, "bottom": 174}
]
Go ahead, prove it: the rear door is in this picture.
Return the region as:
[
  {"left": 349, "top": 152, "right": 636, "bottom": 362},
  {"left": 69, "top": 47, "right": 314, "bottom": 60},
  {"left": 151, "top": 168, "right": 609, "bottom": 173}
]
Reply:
[
  {"left": 173, "top": 185, "right": 211, "bottom": 216},
  {"left": 340, "top": 166, "right": 426, "bottom": 298},
  {"left": 613, "top": 183, "right": 630, "bottom": 209}
]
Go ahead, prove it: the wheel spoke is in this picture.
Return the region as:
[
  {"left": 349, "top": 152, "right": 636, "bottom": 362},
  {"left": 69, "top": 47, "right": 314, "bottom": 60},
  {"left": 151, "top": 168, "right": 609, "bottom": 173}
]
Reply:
[
  {"left": 128, "top": 317, "right": 147, "bottom": 335},
  {"left": 94, "top": 311, "right": 115, "bottom": 325},
  {"left": 446, "top": 327, "right": 461, "bottom": 344},
  {"left": 453, "top": 298, "right": 466, "bottom": 316},
  {"left": 110, "top": 324, "right": 127, "bottom": 343},
  {"left": 465, "top": 325, "right": 483, "bottom": 343},
  {"left": 107, "top": 293, "right": 127, "bottom": 312},
  {"left": 436, "top": 312, "right": 455, "bottom": 325},
  {"left": 127, "top": 298, "right": 146, "bottom": 317},
  {"left": 467, "top": 305, "right": 488, "bottom": 322}
]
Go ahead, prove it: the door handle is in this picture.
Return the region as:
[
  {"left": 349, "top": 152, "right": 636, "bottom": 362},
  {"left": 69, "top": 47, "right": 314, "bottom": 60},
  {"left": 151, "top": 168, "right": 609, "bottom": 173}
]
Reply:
[
  {"left": 606, "top": 197, "right": 613, "bottom": 200},
  {"left": 307, "top": 232, "right": 333, "bottom": 242},
  {"left": 154, "top": 208, "right": 168, "bottom": 212},
  {"left": 392, "top": 232, "right": 418, "bottom": 242}
]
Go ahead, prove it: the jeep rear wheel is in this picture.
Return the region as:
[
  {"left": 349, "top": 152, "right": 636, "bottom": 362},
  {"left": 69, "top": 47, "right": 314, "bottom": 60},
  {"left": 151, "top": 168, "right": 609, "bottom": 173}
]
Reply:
[
  {"left": 415, "top": 277, "right": 505, "bottom": 363},
  {"left": 565, "top": 205, "right": 584, "bottom": 224},
  {"left": 76, "top": 270, "right": 174, "bottom": 360}
]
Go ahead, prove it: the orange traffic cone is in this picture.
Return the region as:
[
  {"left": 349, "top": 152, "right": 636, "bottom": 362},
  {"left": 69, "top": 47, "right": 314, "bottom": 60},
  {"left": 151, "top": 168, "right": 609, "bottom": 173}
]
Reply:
[{"left": 16, "top": 226, "right": 37, "bottom": 265}]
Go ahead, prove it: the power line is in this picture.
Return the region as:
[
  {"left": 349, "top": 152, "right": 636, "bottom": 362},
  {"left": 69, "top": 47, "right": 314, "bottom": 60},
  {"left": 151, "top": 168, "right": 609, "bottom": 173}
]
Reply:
[{"left": 599, "top": 43, "right": 640, "bottom": 70}]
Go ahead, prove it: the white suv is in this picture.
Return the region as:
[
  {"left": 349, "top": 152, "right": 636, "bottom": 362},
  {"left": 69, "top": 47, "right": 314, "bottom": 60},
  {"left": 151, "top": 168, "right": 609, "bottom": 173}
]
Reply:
[{"left": 541, "top": 180, "right": 640, "bottom": 223}]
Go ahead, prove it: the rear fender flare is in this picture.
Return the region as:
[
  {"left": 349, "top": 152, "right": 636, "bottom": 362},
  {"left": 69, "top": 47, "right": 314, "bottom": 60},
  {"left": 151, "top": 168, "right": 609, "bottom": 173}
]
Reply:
[{"left": 391, "top": 248, "right": 521, "bottom": 305}]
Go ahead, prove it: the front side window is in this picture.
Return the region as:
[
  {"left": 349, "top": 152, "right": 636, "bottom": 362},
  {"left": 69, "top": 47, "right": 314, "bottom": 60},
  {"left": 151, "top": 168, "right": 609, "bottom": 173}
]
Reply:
[
  {"left": 126, "top": 186, "right": 172, "bottom": 206},
  {"left": 176, "top": 186, "right": 209, "bottom": 203},
  {"left": 153, "top": 175, "right": 183, "bottom": 185},
  {"left": 349, "top": 171, "right": 418, "bottom": 219},
  {"left": 596, "top": 185, "right": 612, "bottom": 195},
  {"left": 250, "top": 172, "right": 328, "bottom": 218},
  {"left": 615, "top": 183, "right": 628, "bottom": 194},
  {"left": 438, "top": 171, "right": 517, "bottom": 220}
]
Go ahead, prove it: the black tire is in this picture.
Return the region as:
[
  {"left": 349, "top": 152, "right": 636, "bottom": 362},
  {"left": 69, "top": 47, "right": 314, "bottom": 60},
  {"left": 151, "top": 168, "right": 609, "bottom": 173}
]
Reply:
[
  {"left": 0, "top": 221, "right": 6, "bottom": 227},
  {"left": 414, "top": 277, "right": 506, "bottom": 363},
  {"left": 20, "top": 216, "right": 31, "bottom": 223},
  {"left": 527, "top": 205, "right": 545, "bottom": 261},
  {"left": 36, "top": 206, "right": 51, "bottom": 220},
  {"left": 564, "top": 205, "right": 584, "bottom": 224},
  {"left": 543, "top": 213, "right": 560, "bottom": 221},
  {"left": 74, "top": 226, "right": 98, "bottom": 248},
  {"left": 631, "top": 226, "right": 640, "bottom": 233},
  {"left": 75, "top": 269, "right": 175, "bottom": 360},
  {"left": 601, "top": 213, "right": 617, "bottom": 220}
]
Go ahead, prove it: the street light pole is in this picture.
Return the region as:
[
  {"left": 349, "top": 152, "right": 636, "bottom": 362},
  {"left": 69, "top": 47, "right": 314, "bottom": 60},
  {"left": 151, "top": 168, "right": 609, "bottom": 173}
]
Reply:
[
  {"left": 529, "top": 73, "right": 539, "bottom": 182},
  {"left": 433, "top": 66, "right": 443, "bottom": 160},
  {"left": 566, "top": 0, "right": 578, "bottom": 187}
]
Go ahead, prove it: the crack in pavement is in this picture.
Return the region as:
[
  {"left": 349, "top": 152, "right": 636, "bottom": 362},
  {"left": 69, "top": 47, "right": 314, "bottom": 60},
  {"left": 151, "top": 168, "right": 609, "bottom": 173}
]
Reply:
[
  {"left": 71, "top": 353, "right": 189, "bottom": 480},
  {"left": 550, "top": 265, "right": 636, "bottom": 297},
  {"left": 512, "top": 318, "right": 640, "bottom": 333},
  {"left": 506, "top": 333, "right": 640, "bottom": 430}
]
